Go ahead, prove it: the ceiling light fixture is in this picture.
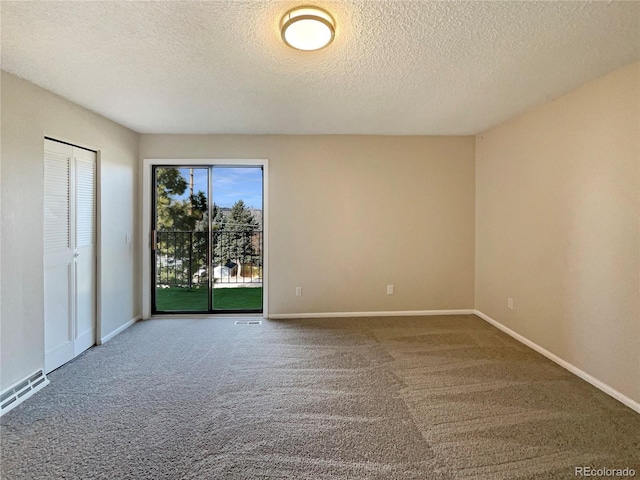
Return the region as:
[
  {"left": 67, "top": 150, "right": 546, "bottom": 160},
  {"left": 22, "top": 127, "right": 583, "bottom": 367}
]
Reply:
[{"left": 281, "top": 6, "right": 335, "bottom": 51}]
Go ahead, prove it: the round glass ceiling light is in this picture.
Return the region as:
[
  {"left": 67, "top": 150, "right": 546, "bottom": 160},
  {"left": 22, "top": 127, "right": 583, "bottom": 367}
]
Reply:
[{"left": 281, "top": 6, "right": 335, "bottom": 51}]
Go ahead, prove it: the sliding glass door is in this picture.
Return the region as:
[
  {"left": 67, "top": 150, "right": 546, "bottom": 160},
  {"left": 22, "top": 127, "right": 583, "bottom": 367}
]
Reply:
[{"left": 151, "top": 166, "right": 263, "bottom": 314}]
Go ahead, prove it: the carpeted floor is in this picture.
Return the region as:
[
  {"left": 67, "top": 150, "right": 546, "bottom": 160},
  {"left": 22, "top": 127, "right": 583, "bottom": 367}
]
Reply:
[{"left": 1, "top": 315, "right": 639, "bottom": 479}]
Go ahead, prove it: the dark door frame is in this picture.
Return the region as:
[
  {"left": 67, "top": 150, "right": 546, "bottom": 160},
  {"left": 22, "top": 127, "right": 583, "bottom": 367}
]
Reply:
[{"left": 141, "top": 159, "right": 269, "bottom": 319}]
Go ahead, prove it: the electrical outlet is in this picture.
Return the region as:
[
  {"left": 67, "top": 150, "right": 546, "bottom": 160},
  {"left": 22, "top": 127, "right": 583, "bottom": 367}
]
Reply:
[
  {"left": 507, "top": 297, "right": 514, "bottom": 310},
  {"left": 387, "top": 285, "right": 394, "bottom": 295},
  {"left": 296, "top": 287, "right": 302, "bottom": 297}
]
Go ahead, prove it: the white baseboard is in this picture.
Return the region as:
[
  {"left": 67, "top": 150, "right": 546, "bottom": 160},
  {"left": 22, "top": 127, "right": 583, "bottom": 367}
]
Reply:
[
  {"left": 473, "top": 310, "right": 640, "bottom": 414},
  {"left": 268, "top": 309, "right": 475, "bottom": 319},
  {"left": 100, "top": 315, "right": 140, "bottom": 344},
  {"left": 1, "top": 370, "right": 49, "bottom": 416}
]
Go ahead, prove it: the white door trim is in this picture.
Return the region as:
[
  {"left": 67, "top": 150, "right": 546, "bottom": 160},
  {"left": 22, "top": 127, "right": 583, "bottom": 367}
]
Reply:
[{"left": 142, "top": 158, "right": 269, "bottom": 319}]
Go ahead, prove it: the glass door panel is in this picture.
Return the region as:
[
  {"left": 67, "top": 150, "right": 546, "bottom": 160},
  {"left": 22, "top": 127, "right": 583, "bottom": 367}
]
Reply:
[
  {"left": 211, "top": 167, "right": 263, "bottom": 313},
  {"left": 153, "top": 167, "right": 210, "bottom": 313}
]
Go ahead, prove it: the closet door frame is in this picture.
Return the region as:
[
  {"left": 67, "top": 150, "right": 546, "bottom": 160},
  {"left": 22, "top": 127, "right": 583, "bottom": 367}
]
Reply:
[{"left": 43, "top": 137, "right": 102, "bottom": 371}]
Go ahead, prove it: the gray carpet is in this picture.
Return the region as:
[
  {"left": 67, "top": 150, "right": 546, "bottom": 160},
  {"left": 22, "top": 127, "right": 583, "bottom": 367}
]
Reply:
[{"left": 1, "top": 315, "right": 639, "bottom": 479}]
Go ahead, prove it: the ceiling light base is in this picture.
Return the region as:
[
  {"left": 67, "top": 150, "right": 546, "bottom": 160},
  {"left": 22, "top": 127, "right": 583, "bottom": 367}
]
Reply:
[{"left": 281, "top": 6, "right": 336, "bottom": 51}]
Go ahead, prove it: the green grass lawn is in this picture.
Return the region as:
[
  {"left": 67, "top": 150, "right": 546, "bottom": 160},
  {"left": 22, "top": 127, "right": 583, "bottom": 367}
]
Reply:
[{"left": 155, "top": 286, "right": 262, "bottom": 311}]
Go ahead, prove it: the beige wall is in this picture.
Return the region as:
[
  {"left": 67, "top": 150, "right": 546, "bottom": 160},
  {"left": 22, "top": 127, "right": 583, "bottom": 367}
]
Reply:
[
  {"left": 475, "top": 62, "right": 640, "bottom": 403},
  {"left": 140, "top": 135, "right": 476, "bottom": 315},
  {"left": 1, "top": 72, "right": 140, "bottom": 390}
]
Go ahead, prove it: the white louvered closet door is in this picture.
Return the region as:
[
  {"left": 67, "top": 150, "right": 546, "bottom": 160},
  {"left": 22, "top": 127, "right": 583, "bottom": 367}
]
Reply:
[{"left": 44, "top": 139, "right": 96, "bottom": 373}]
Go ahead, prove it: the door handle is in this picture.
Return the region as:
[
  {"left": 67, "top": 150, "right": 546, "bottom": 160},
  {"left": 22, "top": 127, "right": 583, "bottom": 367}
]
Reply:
[
  {"left": 152, "top": 230, "right": 157, "bottom": 251},
  {"left": 74, "top": 252, "right": 80, "bottom": 258}
]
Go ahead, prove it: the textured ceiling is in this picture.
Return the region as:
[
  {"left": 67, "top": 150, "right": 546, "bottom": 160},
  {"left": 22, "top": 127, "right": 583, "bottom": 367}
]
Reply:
[{"left": 1, "top": 1, "right": 639, "bottom": 135}]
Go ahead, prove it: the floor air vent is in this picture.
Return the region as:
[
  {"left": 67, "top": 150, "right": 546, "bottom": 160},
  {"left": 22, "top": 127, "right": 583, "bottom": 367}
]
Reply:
[
  {"left": 235, "top": 320, "right": 262, "bottom": 325},
  {"left": 1, "top": 369, "right": 49, "bottom": 416}
]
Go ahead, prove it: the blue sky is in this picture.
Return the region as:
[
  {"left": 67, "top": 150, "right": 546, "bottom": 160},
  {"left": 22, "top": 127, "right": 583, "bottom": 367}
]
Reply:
[{"left": 178, "top": 167, "right": 262, "bottom": 209}]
